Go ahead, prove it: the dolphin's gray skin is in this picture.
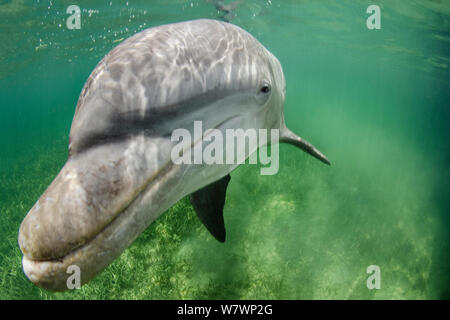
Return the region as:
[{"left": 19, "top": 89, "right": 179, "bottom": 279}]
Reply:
[{"left": 18, "top": 19, "right": 330, "bottom": 291}]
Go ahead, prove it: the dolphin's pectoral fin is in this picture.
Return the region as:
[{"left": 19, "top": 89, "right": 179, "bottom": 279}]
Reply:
[{"left": 189, "top": 174, "right": 231, "bottom": 243}]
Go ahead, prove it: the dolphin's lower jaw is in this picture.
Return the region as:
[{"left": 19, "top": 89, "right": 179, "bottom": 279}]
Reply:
[{"left": 20, "top": 158, "right": 183, "bottom": 292}]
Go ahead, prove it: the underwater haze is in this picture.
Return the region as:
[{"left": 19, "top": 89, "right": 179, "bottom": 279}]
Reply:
[{"left": 0, "top": 0, "right": 449, "bottom": 299}]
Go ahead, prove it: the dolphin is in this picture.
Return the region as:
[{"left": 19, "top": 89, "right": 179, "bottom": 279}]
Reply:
[{"left": 18, "top": 19, "right": 330, "bottom": 291}]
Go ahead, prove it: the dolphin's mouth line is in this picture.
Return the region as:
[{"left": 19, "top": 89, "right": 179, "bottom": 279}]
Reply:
[
  {"left": 22, "top": 159, "right": 175, "bottom": 265},
  {"left": 23, "top": 115, "right": 241, "bottom": 267}
]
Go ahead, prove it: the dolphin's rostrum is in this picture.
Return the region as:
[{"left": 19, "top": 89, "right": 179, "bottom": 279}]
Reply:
[{"left": 18, "top": 19, "right": 330, "bottom": 291}]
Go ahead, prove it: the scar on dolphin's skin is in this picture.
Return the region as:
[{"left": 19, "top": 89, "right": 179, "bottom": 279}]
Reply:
[{"left": 18, "top": 19, "right": 330, "bottom": 291}]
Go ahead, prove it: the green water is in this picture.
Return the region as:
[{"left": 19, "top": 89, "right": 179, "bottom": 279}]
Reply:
[{"left": 0, "top": 0, "right": 449, "bottom": 299}]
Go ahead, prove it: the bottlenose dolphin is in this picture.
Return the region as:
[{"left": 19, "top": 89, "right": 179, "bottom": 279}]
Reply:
[{"left": 18, "top": 19, "right": 330, "bottom": 291}]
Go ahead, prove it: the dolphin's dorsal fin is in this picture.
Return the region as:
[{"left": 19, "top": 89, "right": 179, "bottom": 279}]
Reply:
[{"left": 189, "top": 174, "right": 231, "bottom": 242}]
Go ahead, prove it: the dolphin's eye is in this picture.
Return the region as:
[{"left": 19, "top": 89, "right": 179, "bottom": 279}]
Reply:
[
  {"left": 255, "top": 81, "right": 271, "bottom": 105},
  {"left": 260, "top": 84, "right": 271, "bottom": 94}
]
